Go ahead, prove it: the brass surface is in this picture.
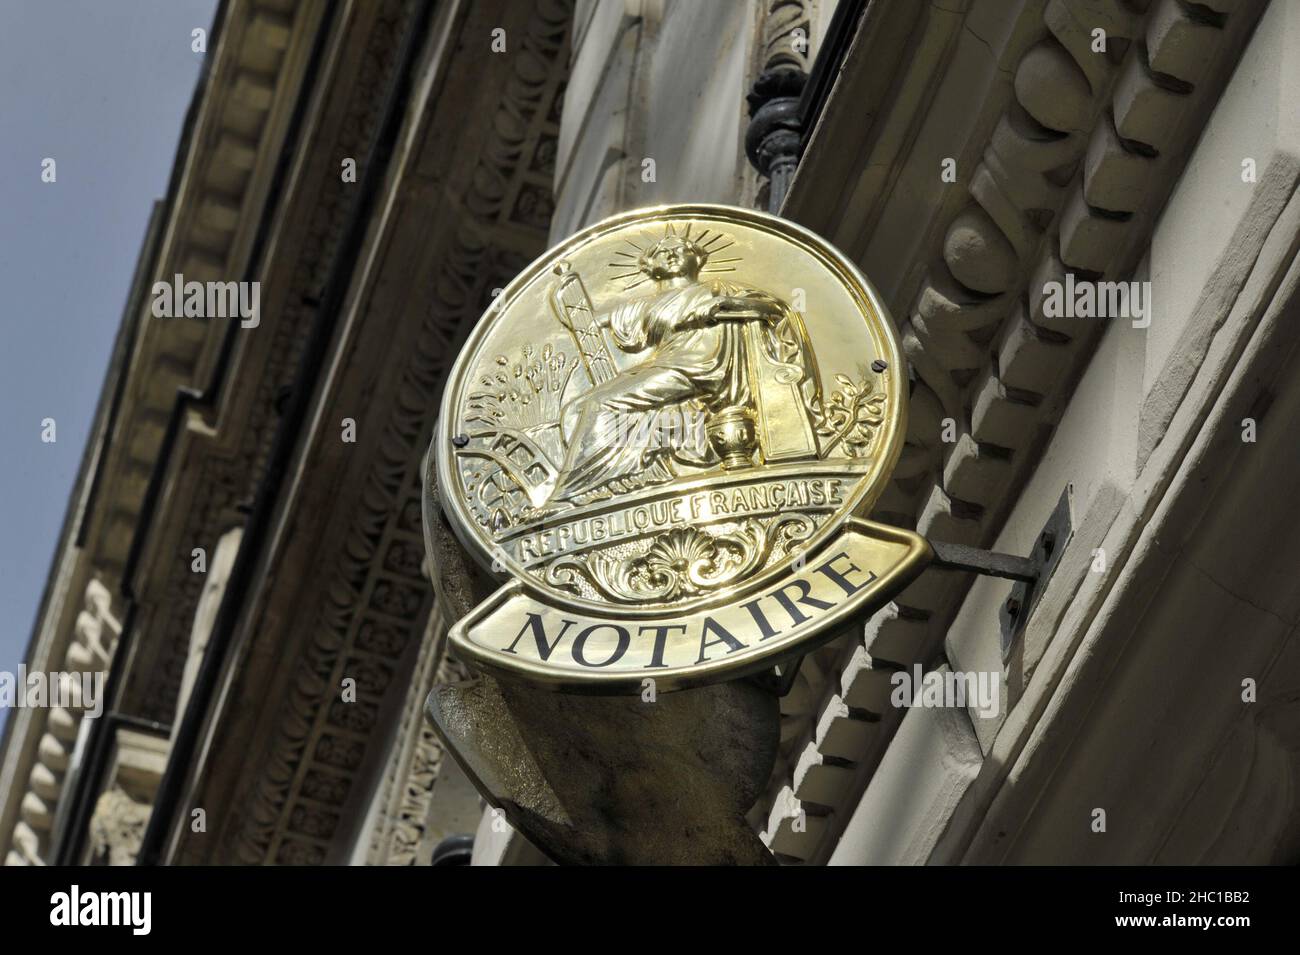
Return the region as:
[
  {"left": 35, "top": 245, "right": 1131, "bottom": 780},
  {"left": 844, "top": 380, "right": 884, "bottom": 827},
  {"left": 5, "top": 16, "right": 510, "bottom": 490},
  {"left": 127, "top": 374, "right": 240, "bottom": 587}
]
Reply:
[{"left": 435, "top": 204, "right": 924, "bottom": 690}]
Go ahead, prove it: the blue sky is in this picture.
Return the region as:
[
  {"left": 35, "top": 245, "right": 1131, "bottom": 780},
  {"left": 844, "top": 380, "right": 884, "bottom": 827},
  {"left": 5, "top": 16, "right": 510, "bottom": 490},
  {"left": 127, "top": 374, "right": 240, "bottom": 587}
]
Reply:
[{"left": 0, "top": 0, "right": 217, "bottom": 733}]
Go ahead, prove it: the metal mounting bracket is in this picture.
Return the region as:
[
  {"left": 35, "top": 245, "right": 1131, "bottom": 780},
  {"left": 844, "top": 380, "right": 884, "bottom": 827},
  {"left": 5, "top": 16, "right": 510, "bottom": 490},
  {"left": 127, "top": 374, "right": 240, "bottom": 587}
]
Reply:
[
  {"left": 762, "top": 487, "right": 1073, "bottom": 694},
  {"left": 928, "top": 485, "right": 1073, "bottom": 659}
]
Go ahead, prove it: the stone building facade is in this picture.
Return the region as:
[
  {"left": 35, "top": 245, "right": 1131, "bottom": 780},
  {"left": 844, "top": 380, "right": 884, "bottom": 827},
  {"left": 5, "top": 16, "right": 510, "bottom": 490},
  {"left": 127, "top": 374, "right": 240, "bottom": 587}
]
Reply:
[{"left": 2, "top": 0, "right": 1297, "bottom": 866}]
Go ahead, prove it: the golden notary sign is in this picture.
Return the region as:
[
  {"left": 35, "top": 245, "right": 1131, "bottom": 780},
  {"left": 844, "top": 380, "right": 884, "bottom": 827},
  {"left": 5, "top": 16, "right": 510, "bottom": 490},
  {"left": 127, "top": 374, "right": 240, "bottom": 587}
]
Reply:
[{"left": 436, "top": 204, "right": 929, "bottom": 692}]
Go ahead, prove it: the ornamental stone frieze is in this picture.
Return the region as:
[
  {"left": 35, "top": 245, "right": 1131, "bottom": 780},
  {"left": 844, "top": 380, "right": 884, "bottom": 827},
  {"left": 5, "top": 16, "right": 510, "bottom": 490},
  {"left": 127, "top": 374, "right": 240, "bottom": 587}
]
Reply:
[{"left": 211, "top": 0, "right": 576, "bottom": 866}]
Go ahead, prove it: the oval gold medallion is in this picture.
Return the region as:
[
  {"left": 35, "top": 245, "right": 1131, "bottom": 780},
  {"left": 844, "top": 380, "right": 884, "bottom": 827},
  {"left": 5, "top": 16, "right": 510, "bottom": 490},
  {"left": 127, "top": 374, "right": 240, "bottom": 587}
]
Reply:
[{"left": 435, "top": 204, "right": 927, "bottom": 690}]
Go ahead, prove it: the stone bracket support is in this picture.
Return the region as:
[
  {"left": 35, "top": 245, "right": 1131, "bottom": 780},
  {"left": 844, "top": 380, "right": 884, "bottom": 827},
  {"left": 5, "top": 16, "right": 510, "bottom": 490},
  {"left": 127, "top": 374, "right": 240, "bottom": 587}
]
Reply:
[
  {"left": 426, "top": 673, "right": 780, "bottom": 865},
  {"left": 422, "top": 441, "right": 781, "bottom": 865}
]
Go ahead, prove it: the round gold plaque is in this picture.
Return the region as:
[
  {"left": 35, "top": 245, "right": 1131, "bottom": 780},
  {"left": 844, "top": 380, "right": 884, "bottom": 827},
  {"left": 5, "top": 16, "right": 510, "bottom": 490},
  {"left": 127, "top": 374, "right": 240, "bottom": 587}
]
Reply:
[{"left": 435, "top": 204, "right": 926, "bottom": 691}]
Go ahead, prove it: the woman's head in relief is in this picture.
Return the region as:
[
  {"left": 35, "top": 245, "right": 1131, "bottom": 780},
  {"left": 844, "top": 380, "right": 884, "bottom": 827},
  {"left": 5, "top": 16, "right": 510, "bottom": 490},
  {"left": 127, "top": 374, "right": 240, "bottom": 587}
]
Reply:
[{"left": 639, "top": 235, "right": 707, "bottom": 281}]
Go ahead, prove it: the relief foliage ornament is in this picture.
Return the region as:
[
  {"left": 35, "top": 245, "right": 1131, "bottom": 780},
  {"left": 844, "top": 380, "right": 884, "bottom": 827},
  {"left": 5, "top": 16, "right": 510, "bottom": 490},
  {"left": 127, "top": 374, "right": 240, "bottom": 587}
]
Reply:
[{"left": 432, "top": 204, "right": 931, "bottom": 691}]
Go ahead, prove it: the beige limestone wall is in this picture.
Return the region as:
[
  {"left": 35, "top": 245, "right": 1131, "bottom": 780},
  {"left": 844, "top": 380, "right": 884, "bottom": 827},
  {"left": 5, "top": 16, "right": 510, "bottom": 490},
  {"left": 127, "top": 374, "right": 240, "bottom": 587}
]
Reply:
[{"left": 552, "top": 0, "right": 768, "bottom": 240}]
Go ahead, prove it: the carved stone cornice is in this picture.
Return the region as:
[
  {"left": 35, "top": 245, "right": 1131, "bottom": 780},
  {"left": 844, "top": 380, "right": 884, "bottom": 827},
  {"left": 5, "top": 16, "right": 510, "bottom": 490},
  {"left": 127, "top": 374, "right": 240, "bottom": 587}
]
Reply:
[
  {"left": 0, "top": 0, "right": 329, "bottom": 863},
  {"left": 147, "top": 0, "right": 573, "bottom": 865},
  {"left": 3, "top": 582, "right": 120, "bottom": 866},
  {"left": 122, "top": 0, "right": 417, "bottom": 728},
  {"left": 765, "top": 0, "right": 1267, "bottom": 863},
  {"left": 82, "top": 0, "right": 325, "bottom": 585}
]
